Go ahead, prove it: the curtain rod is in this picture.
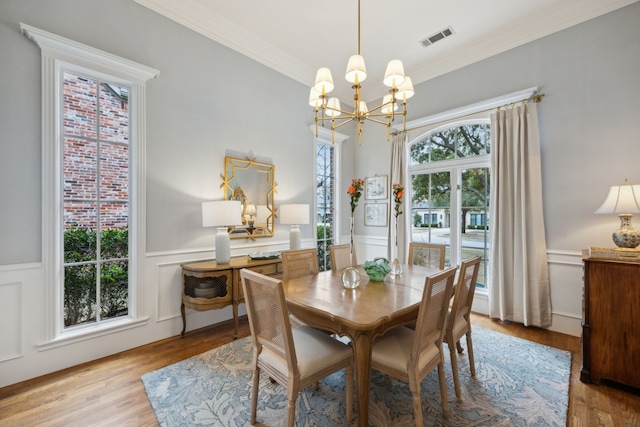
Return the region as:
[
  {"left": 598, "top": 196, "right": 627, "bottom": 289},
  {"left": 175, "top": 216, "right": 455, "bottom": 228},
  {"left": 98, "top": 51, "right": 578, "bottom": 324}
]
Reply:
[{"left": 392, "top": 92, "right": 545, "bottom": 136}]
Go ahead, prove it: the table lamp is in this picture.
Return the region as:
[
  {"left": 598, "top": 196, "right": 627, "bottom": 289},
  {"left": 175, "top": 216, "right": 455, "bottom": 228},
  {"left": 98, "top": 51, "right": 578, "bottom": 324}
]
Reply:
[
  {"left": 280, "top": 204, "right": 310, "bottom": 250},
  {"left": 245, "top": 203, "right": 257, "bottom": 227},
  {"left": 202, "top": 200, "right": 242, "bottom": 263},
  {"left": 594, "top": 180, "right": 640, "bottom": 250}
]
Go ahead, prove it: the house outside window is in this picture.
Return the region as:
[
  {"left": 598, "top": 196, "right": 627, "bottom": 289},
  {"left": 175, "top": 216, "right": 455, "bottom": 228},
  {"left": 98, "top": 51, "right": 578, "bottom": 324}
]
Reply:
[
  {"left": 409, "top": 122, "right": 490, "bottom": 290},
  {"left": 63, "top": 72, "right": 130, "bottom": 328}
]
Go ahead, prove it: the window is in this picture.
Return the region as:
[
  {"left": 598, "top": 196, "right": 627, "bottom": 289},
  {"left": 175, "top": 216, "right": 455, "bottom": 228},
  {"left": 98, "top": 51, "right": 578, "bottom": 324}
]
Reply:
[
  {"left": 63, "top": 72, "right": 130, "bottom": 327},
  {"left": 312, "top": 126, "right": 346, "bottom": 271},
  {"left": 316, "top": 143, "right": 335, "bottom": 271},
  {"left": 409, "top": 122, "right": 490, "bottom": 290},
  {"left": 22, "top": 24, "right": 158, "bottom": 345}
]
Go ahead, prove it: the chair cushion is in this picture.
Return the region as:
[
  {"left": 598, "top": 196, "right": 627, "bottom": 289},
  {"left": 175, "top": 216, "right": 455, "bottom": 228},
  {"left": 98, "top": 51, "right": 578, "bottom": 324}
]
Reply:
[
  {"left": 372, "top": 326, "right": 439, "bottom": 373},
  {"left": 259, "top": 326, "right": 352, "bottom": 379}
]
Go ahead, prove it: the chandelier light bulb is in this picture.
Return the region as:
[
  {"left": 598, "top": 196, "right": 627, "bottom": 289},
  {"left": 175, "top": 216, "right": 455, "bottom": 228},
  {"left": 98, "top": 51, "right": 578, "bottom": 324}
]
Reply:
[
  {"left": 314, "top": 67, "right": 334, "bottom": 94},
  {"left": 358, "top": 101, "right": 369, "bottom": 115},
  {"left": 383, "top": 59, "right": 406, "bottom": 88},
  {"left": 345, "top": 54, "right": 367, "bottom": 84}
]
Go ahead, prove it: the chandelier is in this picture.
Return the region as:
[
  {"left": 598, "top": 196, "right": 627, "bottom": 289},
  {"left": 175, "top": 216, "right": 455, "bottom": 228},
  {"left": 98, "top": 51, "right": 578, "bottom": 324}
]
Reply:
[{"left": 309, "top": 0, "right": 414, "bottom": 144}]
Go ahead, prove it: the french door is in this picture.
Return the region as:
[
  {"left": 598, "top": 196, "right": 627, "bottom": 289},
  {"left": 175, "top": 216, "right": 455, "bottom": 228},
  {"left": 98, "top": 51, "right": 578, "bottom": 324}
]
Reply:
[{"left": 409, "top": 162, "right": 490, "bottom": 290}]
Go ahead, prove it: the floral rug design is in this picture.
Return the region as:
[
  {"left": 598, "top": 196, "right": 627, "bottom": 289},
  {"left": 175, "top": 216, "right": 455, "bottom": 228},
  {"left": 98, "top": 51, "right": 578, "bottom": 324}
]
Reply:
[{"left": 141, "top": 327, "right": 570, "bottom": 426}]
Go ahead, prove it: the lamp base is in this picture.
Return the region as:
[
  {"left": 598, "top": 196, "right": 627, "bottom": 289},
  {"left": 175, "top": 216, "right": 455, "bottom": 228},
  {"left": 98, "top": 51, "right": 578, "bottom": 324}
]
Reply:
[
  {"left": 289, "top": 225, "right": 301, "bottom": 251},
  {"left": 612, "top": 214, "right": 640, "bottom": 249},
  {"left": 215, "top": 227, "right": 231, "bottom": 264}
]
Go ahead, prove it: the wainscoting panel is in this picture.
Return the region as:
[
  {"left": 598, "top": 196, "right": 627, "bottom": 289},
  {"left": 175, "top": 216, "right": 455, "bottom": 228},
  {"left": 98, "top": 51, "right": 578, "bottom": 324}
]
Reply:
[{"left": 0, "top": 280, "right": 21, "bottom": 362}]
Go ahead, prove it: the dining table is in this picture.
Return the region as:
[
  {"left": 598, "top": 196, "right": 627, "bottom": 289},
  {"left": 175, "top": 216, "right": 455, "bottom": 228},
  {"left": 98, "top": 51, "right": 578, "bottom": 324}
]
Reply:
[{"left": 281, "top": 263, "right": 440, "bottom": 427}]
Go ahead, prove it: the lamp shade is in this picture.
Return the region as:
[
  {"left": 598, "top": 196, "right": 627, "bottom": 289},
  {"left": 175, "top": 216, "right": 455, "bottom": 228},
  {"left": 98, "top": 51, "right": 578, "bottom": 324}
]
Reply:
[
  {"left": 326, "top": 97, "right": 341, "bottom": 117},
  {"left": 308, "top": 87, "right": 323, "bottom": 108},
  {"left": 245, "top": 204, "right": 257, "bottom": 216},
  {"left": 314, "top": 67, "right": 334, "bottom": 94},
  {"left": 280, "top": 204, "right": 310, "bottom": 225},
  {"left": 594, "top": 184, "right": 640, "bottom": 214},
  {"left": 202, "top": 200, "right": 242, "bottom": 227},
  {"left": 381, "top": 94, "right": 398, "bottom": 115},
  {"left": 345, "top": 54, "right": 367, "bottom": 84},
  {"left": 383, "top": 59, "right": 405, "bottom": 88},
  {"left": 396, "top": 76, "right": 415, "bottom": 101}
]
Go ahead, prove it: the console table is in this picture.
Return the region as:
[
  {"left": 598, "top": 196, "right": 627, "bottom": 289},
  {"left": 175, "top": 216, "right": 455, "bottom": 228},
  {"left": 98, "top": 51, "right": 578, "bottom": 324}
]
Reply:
[
  {"left": 181, "top": 255, "right": 283, "bottom": 338},
  {"left": 581, "top": 251, "right": 640, "bottom": 389}
]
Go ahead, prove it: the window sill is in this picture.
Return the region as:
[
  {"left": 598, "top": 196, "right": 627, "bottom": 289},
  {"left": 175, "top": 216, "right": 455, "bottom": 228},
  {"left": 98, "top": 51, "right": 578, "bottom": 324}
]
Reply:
[{"left": 36, "top": 316, "right": 150, "bottom": 352}]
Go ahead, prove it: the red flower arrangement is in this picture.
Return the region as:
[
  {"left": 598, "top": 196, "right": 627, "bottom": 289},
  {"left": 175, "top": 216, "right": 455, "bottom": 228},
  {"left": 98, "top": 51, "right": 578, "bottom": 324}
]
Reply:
[{"left": 348, "top": 178, "right": 365, "bottom": 213}]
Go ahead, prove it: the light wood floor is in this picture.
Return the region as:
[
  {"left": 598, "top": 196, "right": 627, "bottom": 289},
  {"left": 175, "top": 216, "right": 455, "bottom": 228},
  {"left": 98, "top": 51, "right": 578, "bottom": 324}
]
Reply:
[{"left": 1, "top": 314, "right": 639, "bottom": 426}]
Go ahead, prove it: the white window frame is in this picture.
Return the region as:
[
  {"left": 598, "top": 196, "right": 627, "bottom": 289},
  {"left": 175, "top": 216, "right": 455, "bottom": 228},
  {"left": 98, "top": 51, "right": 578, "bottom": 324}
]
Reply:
[
  {"left": 408, "top": 119, "right": 491, "bottom": 272},
  {"left": 310, "top": 126, "right": 347, "bottom": 266},
  {"left": 21, "top": 24, "right": 159, "bottom": 348}
]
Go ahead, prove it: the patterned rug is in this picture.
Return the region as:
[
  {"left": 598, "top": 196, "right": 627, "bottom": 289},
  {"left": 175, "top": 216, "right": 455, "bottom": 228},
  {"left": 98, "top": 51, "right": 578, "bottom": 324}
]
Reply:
[{"left": 141, "top": 327, "right": 570, "bottom": 426}]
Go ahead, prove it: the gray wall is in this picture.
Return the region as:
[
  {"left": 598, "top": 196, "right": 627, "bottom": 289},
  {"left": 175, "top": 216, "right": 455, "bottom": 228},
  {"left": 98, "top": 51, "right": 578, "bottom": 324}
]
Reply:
[
  {"left": 354, "top": 2, "right": 640, "bottom": 252},
  {"left": 0, "top": 0, "right": 320, "bottom": 265}
]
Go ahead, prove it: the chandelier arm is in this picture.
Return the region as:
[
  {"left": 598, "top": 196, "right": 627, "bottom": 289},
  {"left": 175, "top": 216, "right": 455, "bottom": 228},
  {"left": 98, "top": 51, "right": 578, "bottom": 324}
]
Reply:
[
  {"left": 363, "top": 116, "right": 392, "bottom": 126},
  {"left": 331, "top": 117, "right": 356, "bottom": 130}
]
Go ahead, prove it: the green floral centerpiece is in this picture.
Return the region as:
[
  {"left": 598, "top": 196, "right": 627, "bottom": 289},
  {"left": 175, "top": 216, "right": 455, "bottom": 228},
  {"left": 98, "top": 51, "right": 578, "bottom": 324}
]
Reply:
[{"left": 363, "top": 257, "right": 391, "bottom": 281}]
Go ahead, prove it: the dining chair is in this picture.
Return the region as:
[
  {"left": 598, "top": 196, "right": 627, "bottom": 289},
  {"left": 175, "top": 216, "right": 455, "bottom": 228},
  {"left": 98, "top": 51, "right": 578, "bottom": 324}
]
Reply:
[
  {"left": 370, "top": 266, "right": 457, "bottom": 425},
  {"left": 281, "top": 248, "right": 319, "bottom": 281},
  {"left": 408, "top": 242, "right": 446, "bottom": 269},
  {"left": 444, "top": 256, "right": 481, "bottom": 400},
  {"left": 281, "top": 248, "right": 320, "bottom": 328},
  {"left": 329, "top": 243, "right": 357, "bottom": 272},
  {"left": 240, "top": 269, "right": 354, "bottom": 426}
]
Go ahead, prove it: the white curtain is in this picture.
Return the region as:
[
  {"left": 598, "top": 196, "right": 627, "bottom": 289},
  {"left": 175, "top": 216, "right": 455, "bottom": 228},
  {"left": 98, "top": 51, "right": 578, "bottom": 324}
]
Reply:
[
  {"left": 388, "top": 132, "right": 407, "bottom": 263},
  {"left": 489, "top": 102, "right": 552, "bottom": 327}
]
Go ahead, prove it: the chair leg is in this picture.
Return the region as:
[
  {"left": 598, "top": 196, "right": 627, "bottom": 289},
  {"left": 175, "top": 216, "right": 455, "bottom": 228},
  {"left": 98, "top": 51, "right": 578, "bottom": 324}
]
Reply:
[
  {"left": 437, "top": 360, "right": 450, "bottom": 415},
  {"left": 287, "top": 398, "right": 296, "bottom": 427},
  {"left": 449, "top": 343, "right": 462, "bottom": 401},
  {"left": 466, "top": 332, "right": 476, "bottom": 378},
  {"left": 456, "top": 339, "right": 464, "bottom": 353},
  {"left": 411, "top": 389, "right": 423, "bottom": 427},
  {"left": 250, "top": 367, "right": 259, "bottom": 424}
]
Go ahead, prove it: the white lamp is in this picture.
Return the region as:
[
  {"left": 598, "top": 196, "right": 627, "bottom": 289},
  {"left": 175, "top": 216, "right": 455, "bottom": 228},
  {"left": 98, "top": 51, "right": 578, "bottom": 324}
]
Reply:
[
  {"left": 280, "top": 204, "right": 310, "bottom": 250},
  {"left": 594, "top": 180, "right": 640, "bottom": 250},
  {"left": 202, "top": 200, "right": 242, "bottom": 264}
]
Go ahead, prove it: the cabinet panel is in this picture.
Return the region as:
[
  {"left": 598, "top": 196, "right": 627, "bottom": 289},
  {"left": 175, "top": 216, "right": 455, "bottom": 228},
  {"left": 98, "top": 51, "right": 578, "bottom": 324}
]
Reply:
[
  {"left": 582, "top": 254, "right": 640, "bottom": 389},
  {"left": 181, "top": 256, "right": 282, "bottom": 338}
]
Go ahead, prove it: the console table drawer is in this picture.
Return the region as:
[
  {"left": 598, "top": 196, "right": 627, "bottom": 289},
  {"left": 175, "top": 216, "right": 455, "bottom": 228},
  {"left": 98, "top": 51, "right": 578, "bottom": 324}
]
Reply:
[{"left": 245, "top": 263, "right": 278, "bottom": 276}]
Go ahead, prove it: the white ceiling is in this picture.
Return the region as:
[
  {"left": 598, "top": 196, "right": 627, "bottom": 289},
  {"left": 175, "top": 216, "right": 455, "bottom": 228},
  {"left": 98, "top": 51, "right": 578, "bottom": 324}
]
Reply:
[{"left": 134, "top": 0, "right": 637, "bottom": 103}]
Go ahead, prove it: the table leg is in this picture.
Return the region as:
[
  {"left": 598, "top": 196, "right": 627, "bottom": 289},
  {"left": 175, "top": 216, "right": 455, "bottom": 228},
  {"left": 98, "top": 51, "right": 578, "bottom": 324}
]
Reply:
[
  {"left": 232, "top": 301, "right": 239, "bottom": 339},
  {"left": 352, "top": 333, "right": 373, "bottom": 427},
  {"left": 180, "top": 303, "right": 186, "bottom": 336}
]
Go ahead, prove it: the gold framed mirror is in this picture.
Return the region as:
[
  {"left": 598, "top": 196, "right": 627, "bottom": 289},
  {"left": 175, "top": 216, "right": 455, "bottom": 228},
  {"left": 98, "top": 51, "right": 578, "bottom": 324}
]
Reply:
[{"left": 221, "top": 156, "right": 276, "bottom": 239}]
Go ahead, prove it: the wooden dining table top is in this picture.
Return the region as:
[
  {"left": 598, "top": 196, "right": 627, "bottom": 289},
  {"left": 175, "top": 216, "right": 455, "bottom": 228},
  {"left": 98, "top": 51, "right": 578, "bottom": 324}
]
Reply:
[{"left": 281, "top": 263, "right": 441, "bottom": 426}]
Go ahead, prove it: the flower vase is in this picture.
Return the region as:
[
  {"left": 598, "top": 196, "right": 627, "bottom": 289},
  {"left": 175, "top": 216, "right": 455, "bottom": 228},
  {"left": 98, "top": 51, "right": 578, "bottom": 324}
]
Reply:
[
  {"left": 342, "top": 213, "right": 361, "bottom": 289},
  {"left": 390, "top": 245, "right": 402, "bottom": 276},
  {"left": 390, "top": 221, "right": 402, "bottom": 276}
]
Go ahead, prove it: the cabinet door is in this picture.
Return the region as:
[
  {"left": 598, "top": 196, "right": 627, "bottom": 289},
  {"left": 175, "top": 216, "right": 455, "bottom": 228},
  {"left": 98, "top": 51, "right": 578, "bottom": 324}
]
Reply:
[
  {"left": 183, "top": 270, "right": 233, "bottom": 309},
  {"left": 588, "top": 261, "right": 640, "bottom": 387}
]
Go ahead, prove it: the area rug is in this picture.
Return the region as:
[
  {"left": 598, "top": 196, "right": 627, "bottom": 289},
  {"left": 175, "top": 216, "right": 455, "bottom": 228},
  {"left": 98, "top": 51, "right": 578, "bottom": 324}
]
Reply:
[{"left": 141, "top": 327, "right": 570, "bottom": 426}]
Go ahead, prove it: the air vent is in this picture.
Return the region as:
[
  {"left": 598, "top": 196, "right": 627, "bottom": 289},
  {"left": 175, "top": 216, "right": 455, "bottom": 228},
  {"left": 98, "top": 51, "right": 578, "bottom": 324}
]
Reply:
[{"left": 420, "top": 26, "right": 455, "bottom": 47}]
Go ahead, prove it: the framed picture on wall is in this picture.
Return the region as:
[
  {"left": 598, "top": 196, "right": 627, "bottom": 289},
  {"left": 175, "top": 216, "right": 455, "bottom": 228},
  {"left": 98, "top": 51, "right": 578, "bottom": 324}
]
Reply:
[
  {"left": 365, "top": 175, "right": 388, "bottom": 200},
  {"left": 365, "top": 203, "right": 388, "bottom": 227}
]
